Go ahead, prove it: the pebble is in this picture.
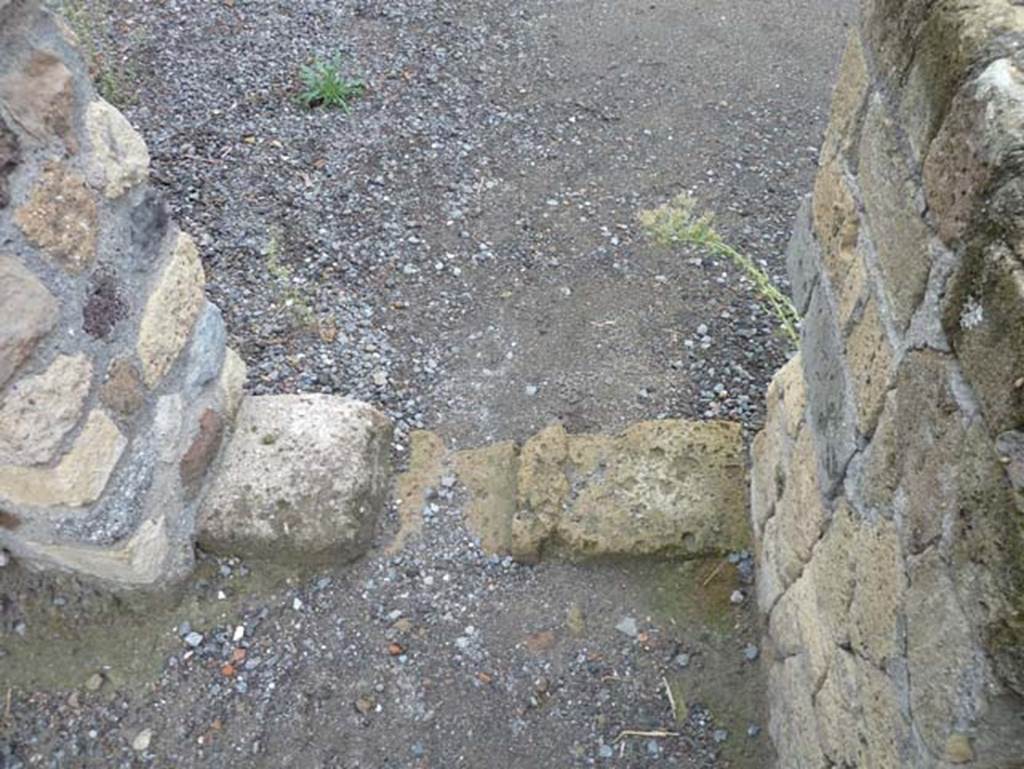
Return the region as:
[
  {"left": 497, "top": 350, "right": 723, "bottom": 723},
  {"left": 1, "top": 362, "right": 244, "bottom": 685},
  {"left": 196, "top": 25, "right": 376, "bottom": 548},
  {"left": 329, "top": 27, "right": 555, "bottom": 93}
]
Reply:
[
  {"left": 713, "top": 729, "right": 728, "bottom": 744},
  {"left": 674, "top": 653, "right": 691, "bottom": 668},
  {"left": 747, "top": 724, "right": 762, "bottom": 738},
  {"left": 183, "top": 631, "right": 204, "bottom": 648},
  {"left": 85, "top": 673, "right": 104, "bottom": 691},
  {"left": 730, "top": 590, "right": 745, "bottom": 604},
  {"left": 132, "top": 728, "right": 153, "bottom": 752},
  {"left": 598, "top": 744, "right": 614, "bottom": 758},
  {"left": 615, "top": 617, "right": 638, "bottom": 637},
  {"left": 0, "top": 550, "right": 8, "bottom": 567},
  {"left": 744, "top": 643, "right": 760, "bottom": 661}
]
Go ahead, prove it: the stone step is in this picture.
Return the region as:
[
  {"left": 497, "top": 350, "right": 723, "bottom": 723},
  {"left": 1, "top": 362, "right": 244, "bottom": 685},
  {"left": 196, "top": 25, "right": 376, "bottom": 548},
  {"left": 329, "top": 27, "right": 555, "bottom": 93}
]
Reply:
[{"left": 395, "top": 419, "right": 751, "bottom": 563}]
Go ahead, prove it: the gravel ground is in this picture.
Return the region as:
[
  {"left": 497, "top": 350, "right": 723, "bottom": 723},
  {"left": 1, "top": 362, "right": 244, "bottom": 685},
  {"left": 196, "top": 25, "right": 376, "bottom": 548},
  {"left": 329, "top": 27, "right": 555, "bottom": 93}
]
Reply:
[{"left": 1, "top": 0, "right": 853, "bottom": 766}]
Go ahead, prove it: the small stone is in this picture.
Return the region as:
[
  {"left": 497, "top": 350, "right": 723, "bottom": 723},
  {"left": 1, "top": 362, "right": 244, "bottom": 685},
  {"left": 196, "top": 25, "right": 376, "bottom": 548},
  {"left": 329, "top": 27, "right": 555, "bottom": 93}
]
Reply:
[
  {"left": 0, "top": 254, "right": 58, "bottom": 387},
  {"left": 674, "top": 653, "right": 691, "bottom": 668},
  {"left": 598, "top": 744, "right": 614, "bottom": 758},
  {"left": 0, "top": 550, "right": 9, "bottom": 568},
  {"left": 179, "top": 409, "right": 225, "bottom": 497},
  {"left": 730, "top": 590, "right": 745, "bottom": 604},
  {"left": 525, "top": 384, "right": 539, "bottom": 396},
  {"left": 183, "top": 631, "right": 203, "bottom": 648},
  {"left": 354, "top": 696, "right": 375, "bottom": 715},
  {"left": 85, "top": 672, "right": 104, "bottom": 691},
  {"left": 232, "top": 625, "right": 245, "bottom": 642},
  {"left": 0, "top": 353, "right": 93, "bottom": 466},
  {"left": 0, "top": 50, "right": 74, "bottom": 144},
  {"left": 15, "top": 163, "right": 97, "bottom": 272},
  {"left": 84, "top": 99, "right": 150, "bottom": 198},
  {"left": 292, "top": 597, "right": 303, "bottom": 611},
  {"left": 746, "top": 724, "right": 761, "bottom": 738},
  {"left": 713, "top": 729, "right": 728, "bottom": 743},
  {"left": 615, "top": 616, "right": 639, "bottom": 637},
  {"left": 185, "top": 304, "right": 227, "bottom": 396},
  {"left": 743, "top": 643, "right": 760, "bottom": 661},
  {"left": 131, "top": 728, "right": 153, "bottom": 752},
  {"left": 99, "top": 358, "right": 146, "bottom": 416},
  {"left": 0, "top": 409, "right": 126, "bottom": 507},
  {"left": 646, "top": 739, "right": 660, "bottom": 756},
  {"left": 944, "top": 733, "right": 974, "bottom": 764},
  {"left": 137, "top": 232, "right": 206, "bottom": 387}
]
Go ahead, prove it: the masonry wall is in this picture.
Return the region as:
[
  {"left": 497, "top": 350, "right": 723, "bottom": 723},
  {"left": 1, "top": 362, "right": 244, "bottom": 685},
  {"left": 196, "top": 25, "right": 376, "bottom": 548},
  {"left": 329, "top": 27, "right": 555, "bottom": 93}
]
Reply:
[
  {"left": 752, "top": 1, "right": 1024, "bottom": 766},
  {"left": 0, "top": 0, "right": 244, "bottom": 587}
]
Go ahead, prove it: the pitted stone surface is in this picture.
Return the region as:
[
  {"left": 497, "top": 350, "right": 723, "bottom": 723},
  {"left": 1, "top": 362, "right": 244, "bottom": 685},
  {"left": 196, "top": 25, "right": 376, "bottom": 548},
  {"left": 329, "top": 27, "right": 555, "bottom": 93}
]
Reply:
[
  {"left": 99, "top": 357, "right": 145, "bottom": 417},
  {"left": 198, "top": 395, "right": 392, "bottom": 563},
  {"left": 14, "top": 163, "right": 98, "bottom": 273},
  {"left": 0, "top": 254, "right": 58, "bottom": 387},
  {"left": 137, "top": 232, "right": 206, "bottom": 387},
  {"left": 458, "top": 420, "right": 750, "bottom": 562},
  {"left": 0, "top": 353, "right": 92, "bottom": 466},
  {"left": 0, "top": 409, "right": 126, "bottom": 508},
  {"left": 84, "top": 99, "right": 150, "bottom": 198}
]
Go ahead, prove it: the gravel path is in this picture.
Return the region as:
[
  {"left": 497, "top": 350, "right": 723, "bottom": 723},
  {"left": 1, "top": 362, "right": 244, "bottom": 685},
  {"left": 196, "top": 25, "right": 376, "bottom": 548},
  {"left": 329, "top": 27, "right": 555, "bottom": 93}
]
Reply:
[{"left": 1, "top": 1, "right": 853, "bottom": 766}]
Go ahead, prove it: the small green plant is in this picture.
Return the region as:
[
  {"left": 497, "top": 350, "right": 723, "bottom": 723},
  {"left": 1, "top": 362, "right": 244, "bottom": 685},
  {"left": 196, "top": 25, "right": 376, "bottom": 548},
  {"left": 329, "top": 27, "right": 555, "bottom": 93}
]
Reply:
[
  {"left": 640, "top": 193, "right": 801, "bottom": 346},
  {"left": 299, "top": 56, "right": 365, "bottom": 111}
]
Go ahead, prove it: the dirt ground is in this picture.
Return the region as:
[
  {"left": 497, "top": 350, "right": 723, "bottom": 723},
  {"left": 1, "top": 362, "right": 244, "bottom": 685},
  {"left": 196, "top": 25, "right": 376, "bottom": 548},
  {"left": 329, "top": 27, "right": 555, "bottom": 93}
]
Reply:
[{"left": 1, "top": 1, "right": 853, "bottom": 766}]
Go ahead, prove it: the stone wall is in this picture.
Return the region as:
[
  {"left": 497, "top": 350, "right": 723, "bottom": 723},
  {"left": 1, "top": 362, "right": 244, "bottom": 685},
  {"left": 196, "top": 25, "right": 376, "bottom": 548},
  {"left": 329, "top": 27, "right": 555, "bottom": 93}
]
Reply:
[
  {"left": 0, "top": 0, "right": 244, "bottom": 588},
  {"left": 752, "top": 1, "right": 1024, "bottom": 766}
]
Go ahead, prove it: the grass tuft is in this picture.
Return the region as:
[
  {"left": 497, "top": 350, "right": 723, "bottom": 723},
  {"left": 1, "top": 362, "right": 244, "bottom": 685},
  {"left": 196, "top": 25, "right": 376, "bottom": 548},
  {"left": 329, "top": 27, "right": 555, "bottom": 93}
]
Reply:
[
  {"left": 298, "top": 56, "right": 365, "bottom": 112},
  {"left": 640, "top": 193, "right": 801, "bottom": 347}
]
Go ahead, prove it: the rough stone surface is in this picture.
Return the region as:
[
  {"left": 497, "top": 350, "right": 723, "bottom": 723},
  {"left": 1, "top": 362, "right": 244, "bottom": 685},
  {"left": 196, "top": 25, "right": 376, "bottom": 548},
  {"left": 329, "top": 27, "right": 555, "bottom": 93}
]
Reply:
[
  {"left": 198, "top": 395, "right": 392, "bottom": 563},
  {"left": 137, "top": 232, "right": 206, "bottom": 387},
  {"left": 14, "top": 163, "right": 98, "bottom": 273},
  {"left": 0, "top": 254, "right": 58, "bottom": 387},
  {"left": 84, "top": 98, "right": 150, "bottom": 198},
  {"left": 0, "top": 409, "right": 126, "bottom": 508},
  {"left": 99, "top": 357, "right": 145, "bottom": 417},
  {"left": 0, "top": 5, "right": 239, "bottom": 590},
  {"left": 858, "top": 97, "right": 931, "bottom": 331},
  {"left": 0, "top": 49, "right": 74, "bottom": 144},
  {"left": 0, "top": 353, "right": 92, "bottom": 466},
  {"left": 753, "top": 1, "right": 1024, "bottom": 764},
  {"left": 458, "top": 420, "right": 749, "bottom": 562}
]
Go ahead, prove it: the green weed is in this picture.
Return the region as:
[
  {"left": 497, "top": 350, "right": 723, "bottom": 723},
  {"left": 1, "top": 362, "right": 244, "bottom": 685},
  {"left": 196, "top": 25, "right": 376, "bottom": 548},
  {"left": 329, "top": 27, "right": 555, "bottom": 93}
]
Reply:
[
  {"left": 298, "top": 56, "right": 365, "bottom": 111},
  {"left": 640, "top": 193, "right": 801, "bottom": 346}
]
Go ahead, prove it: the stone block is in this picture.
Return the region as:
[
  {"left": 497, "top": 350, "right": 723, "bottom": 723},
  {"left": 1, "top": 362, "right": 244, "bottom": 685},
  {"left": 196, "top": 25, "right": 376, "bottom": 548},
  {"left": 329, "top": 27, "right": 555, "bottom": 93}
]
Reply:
[
  {"left": 0, "top": 49, "right": 74, "bottom": 145},
  {"left": 768, "top": 571, "right": 833, "bottom": 689},
  {"left": 814, "top": 649, "right": 860, "bottom": 767},
  {"left": 83, "top": 99, "right": 150, "bottom": 198},
  {"left": 217, "top": 347, "right": 247, "bottom": 419},
  {"left": 812, "top": 156, "right": 859, "bottom": 293},
  {"left": 185, "top": 303, "right": 227, "bottom": 397},
  {"left": 800, "top": 286, "right": 858, "bottom": 492},
  {"left": 14, "top": 163, "right": 98, "bottom": 273},
  {"left": 907, "top": 548, "right": 985, "bottom": 757},
  {"left": 901, "top": 2, "right": 1024, "bottom": 161},
  {"left": 849, "top": 516, "right": 905, "bottom": 666},
  {"left": 859, "top": 96, "right": 931, "bottom": 331},
  {"left": 0, "top": 353, "right": 92, "bottom": 466},
  {"left": 844, "top": 297, "right": 893, "bottom": 437},
  {"left": 137, "top": 232, "right": 206, "bottom": 387},
  {"left": 768, "top": 657, "right": 827, "bottom": 769},
  {"left": 0, "top": 254, "right": 58, "bottom": 386},
  {"left": 948, "top": 243, "right": 1024, "bottom": 434},
  {"left": 771, "top": 426, "right": 828, "bottom": 585},
  {"left": 198, "top": 395, "right": 392, "bottom": 563},
  {"left": 460, "top": 420, "right": 750, "bottom": 562},
  {"left": 0, "top": 409, "right": 126, "bottom": 508},
  {"left": 820, "top": 30, "right": 869, "bottom": 164},
  {"left": 925, "top": 58, "right": 1024, "bottom": 247},
  {"left": 18, "top": 514, "right": 171, "bottom": 587},
  {"left": 785, "top": 197, "right": 820, "bottom": 315}
]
